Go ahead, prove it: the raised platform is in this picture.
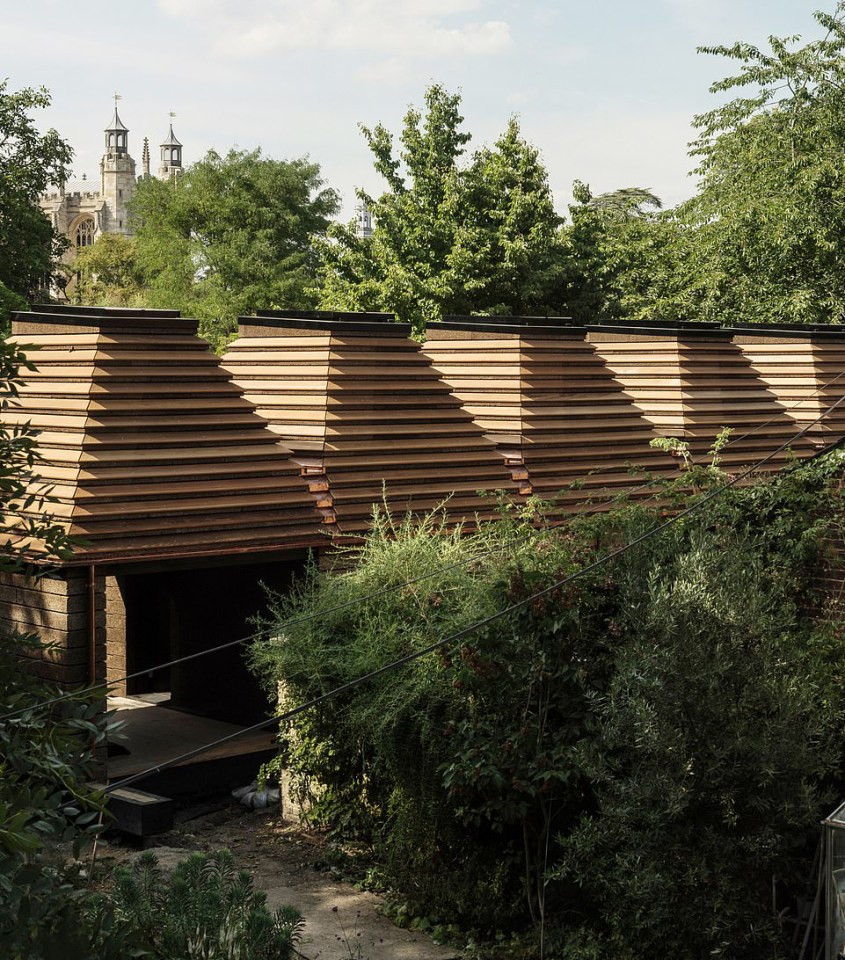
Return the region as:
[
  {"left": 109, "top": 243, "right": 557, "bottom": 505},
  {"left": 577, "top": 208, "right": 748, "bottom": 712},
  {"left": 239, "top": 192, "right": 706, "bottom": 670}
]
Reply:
[{"left": 107, "top": 696, "right": 278, "bottom": 797}]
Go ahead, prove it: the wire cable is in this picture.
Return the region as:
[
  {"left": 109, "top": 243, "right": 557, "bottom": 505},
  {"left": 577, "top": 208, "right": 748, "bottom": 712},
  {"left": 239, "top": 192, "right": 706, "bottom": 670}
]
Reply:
[
  {"left": 7, "top": 365, "right": 845, "bottom": 724},
  {"left": 102, "top": 393, "right": 845, "bottom": 796}
]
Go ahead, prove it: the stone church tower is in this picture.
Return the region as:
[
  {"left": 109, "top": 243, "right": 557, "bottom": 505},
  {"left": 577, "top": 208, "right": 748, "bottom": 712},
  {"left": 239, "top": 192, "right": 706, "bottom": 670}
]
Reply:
[
  {"left": 39, "top": 102, "right": 187, "bottom": 293},
  {"left": 99, "top": 106, "right": 136, "bottom": 235}
]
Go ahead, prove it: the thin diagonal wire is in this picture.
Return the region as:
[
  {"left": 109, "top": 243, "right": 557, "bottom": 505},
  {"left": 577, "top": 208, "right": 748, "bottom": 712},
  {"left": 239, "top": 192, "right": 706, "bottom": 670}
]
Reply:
[
  {"left": 102, "top": 394, "right": 845, "bottom": 796},
  {"left": 7, "top": 364, "right": 845, "bottom": 723}
]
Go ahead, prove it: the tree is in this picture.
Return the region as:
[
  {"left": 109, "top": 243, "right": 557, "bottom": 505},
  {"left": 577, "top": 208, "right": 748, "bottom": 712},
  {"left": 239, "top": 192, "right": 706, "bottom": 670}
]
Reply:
[
  {"left": 319, "top": 85, "right": 566, "bottom": 332},
  {"left": 70, "top": 233, "right": 145, "bottom": 307},
  {"left": 0, "top": 82, "right": 71, "bottom": 320},
  {"left": 668, "top": 3, "right": 845, "bottom": 324},
  {"left": 249, "top": 456, "right": 845, "bottom": 950},
  {"left": 130, "top": 148, "right": 339, "bottom": 348},
  {"left": 558, "top": 180, "right": 692, "bottom": 323}
]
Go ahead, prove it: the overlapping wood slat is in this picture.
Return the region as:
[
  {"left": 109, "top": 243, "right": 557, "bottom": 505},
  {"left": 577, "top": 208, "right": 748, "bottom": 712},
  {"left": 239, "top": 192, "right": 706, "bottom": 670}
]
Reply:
[
  {"left": 221, "top": 310, "right": 518, "bottom": 534},
  {"left": 729, "top": 324, "right": 845, "bottom": 447},
  {"left": 3, "top": 305, "right": 323, "bottom": 563},
  {"left": 586, "top": 323, "right": 817, "bottom": 470},
  {"left": 423, "top": 317, "right": 676, "bottom": 509}
]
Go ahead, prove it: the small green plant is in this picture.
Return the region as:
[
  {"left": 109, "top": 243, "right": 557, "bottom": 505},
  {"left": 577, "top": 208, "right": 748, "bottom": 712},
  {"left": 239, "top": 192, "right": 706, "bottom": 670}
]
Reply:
[{"left": 111, "top": 849, "right": 303, "bottom": 960}]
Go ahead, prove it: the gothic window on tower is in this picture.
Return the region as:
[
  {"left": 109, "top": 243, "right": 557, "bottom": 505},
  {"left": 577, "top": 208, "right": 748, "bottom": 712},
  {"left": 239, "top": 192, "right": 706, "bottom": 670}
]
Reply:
[{"left": 75, "top": 218, "right": 95, "bottom": 248}]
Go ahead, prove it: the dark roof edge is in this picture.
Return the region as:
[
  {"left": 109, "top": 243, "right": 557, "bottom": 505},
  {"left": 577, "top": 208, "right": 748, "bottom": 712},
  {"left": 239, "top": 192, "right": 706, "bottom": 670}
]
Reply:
[
  {"left": 434, "top": 320, "right": 586, "bottom": 336},
  {"left": 240, "top": 315, "right": 412, "bottom": 335},
  {"left": 255, "top": 308, "right": 396, "bottom": 323},
  {"left": 29, "top": 303, "right": 182, "bottom": 318},
  {"left": 585, "top": 322, "right": 732, "bottom": 338}
]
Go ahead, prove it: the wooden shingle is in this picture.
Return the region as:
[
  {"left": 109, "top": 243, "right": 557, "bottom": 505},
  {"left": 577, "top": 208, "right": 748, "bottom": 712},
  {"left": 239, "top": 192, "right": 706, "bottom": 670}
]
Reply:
[
  {"left": 423, "top": 317, "right": 675, "bottom": 509},
  {"left": 586, "top": 323, "right": 817, "bottom": 470},
  {"left": 3, "top": 306, "right": 323, "bottom": 563},
  {"left": 221, "top": 311, "right": 518, "bottom": 534}
]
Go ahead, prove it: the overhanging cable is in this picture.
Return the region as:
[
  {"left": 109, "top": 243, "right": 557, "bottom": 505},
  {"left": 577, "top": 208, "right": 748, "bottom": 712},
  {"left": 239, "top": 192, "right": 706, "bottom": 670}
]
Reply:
[
  {"left": 6, "top": 366, "right": 845, "bottom": 723},
  {"left": 102, "top": 394, "right": 845, "bottom": 796}
]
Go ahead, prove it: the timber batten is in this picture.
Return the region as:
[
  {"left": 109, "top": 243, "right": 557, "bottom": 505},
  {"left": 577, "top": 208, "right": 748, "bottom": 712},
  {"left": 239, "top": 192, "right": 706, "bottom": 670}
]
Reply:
[
  {"left": 585, "top": 323, "right": 818, "bottom": 470},
  {"left": 729, "top": 324, "right": 845, "bottom": 446},
  {"left": 221, "top": 311, "right": 519, "bottom": 533},
  {"left": 3, "top": 306, "right": 323, "bottom": 563},
  {"left": 422, "top": 318, "right": 675, "bottom": 507}
]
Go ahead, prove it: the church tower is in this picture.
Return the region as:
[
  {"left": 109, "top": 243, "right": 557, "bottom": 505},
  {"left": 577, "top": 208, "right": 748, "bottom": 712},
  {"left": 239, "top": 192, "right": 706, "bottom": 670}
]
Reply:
[
  {"left": 158, "top": 121, "right": 183, "bottom": 180},
  {"left": 355, "top": 199, "right": 374, "bottom": 239},
  {"left": 100, "top": 100, "right": 136, "bottom": 235}
]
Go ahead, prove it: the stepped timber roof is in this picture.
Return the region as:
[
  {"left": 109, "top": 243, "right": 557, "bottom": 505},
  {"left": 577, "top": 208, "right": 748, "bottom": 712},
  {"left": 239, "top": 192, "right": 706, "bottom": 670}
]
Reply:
[
  {"left": 6, "top": 308, "right": 845, "bottom": 569},
  {"left": 221, "top": 310, "right": 518, "bottom": 533},
  {"left": 423, "top": 317, "right": 676, "bottom": 507},
  {"left": 3, "top": 305, "right": 323, "bottom": 565},
  {"left": 728, "top": 323, "right": 845, "bottom": 446},
  {"left": 585, "top": 322, "right": 818, "bottom": 469}
]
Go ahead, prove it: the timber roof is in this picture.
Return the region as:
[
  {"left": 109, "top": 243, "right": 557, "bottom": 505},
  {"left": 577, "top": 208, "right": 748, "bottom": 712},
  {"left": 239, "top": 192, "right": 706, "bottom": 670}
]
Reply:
[
  {"left": 585, "top": 322, "right": 818, "bottom": 469},
  {"left": 728, "top": 324, "right": 845, "bottom": 446},
  {"left": 3, "top": 305, "right": 323, "bottom": 565},
  {"left": 423, "top": 318, "right": 676, "bottom": 508},
  {"left": 221, "top": 310, "right": 519, "bottom": 533}
]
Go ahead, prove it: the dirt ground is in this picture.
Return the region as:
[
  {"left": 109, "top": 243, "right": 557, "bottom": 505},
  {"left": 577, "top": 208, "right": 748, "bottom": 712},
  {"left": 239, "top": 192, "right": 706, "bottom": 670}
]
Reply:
[{"left": 97, "top": 801, "right": 459, "bottom": 960}]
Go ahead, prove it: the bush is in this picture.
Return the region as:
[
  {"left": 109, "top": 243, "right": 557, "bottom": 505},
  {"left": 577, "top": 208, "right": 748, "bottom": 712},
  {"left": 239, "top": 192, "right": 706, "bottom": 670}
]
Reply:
[
  {"left": 111, "top": 849, "right": 303, "bottom": 960},
  {"left": 250, "top": 454, "right": 845, "bottom": 955}
]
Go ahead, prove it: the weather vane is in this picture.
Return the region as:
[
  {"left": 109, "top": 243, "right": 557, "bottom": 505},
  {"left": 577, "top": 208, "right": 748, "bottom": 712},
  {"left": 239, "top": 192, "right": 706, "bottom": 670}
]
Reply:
[
  {"left": 169, "top": 110, "right": 176, "bottom": 120},
  {"left": 114, "top": 91, "right": 122, "bottom": 109}
]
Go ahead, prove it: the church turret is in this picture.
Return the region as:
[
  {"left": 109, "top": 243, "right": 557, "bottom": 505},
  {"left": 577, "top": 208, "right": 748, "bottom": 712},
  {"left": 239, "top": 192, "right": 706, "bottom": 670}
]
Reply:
[
  {"left": 104, "top": 104, "right": 129, "bottom": 156},
  {"left": 355, "top": 199, "right": 374, "bottom": 239},
  {"left": 100, "top": 95, "right": 136, "bottom": 236},
  {"left": 159, "top": 118, "right": 183, "bottom": 180}
]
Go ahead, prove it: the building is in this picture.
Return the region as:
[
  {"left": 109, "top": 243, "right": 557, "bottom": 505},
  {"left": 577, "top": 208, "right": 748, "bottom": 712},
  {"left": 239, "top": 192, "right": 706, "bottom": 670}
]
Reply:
[
  {"left": 39, "top": 103, "right": 184, "bottom": 266},
  {"left": 355, "top": 199, "right": 374, "bottom": 239}
]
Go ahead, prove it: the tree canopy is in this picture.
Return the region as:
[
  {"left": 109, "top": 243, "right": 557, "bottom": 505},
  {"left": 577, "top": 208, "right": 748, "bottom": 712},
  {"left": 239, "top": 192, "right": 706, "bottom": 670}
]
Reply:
[
  {"left": 319, "top": 85, "right": 565, "bottom": 333},
  {"left": 130, "top": 148, "right": 339, "bottom": 347},
  {"left": 0, "top": 81, "right": 71, "bottom": 325}
]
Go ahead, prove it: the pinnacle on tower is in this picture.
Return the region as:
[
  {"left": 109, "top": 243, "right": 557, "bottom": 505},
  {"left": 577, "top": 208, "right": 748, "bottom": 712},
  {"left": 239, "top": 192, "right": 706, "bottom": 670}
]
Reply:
[
  {"left": 159, "top": 114, "right": 183, "bottom": 180},
  {"left": 142, "top": 137, "right": 150, "bottom": 177},
  {"left": 104, "top": 93, "right": 129, "bottom": 155}
]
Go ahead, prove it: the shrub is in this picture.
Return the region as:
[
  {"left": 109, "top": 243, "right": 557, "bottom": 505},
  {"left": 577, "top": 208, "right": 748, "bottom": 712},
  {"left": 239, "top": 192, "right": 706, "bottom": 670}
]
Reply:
[
  {"left": 250, "top": 453, "right": 845, "bottom": 955},
  {"left": 111, "top": 849, "right": 303, "bottom": 960}
]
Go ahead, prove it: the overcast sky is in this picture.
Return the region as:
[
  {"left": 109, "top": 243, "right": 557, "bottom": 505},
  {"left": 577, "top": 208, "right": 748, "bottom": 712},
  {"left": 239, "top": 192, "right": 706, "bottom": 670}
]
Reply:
[{"left": 0, "top": 0, "right": 826, "bottom": 220}]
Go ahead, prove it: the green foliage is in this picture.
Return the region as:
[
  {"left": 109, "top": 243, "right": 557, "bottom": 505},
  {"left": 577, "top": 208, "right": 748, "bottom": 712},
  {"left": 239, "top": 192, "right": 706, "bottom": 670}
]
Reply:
[
  {"left": 669, "top": 3, "right": 845, "bottom": 324},
  {"left": 111, "top": 849, "right": 303, "bottom": 960},
  {"left": 0, "top": 281, "right": 27, "bottom": 336},
  {"left": 70, "top": 233, "right": 146, "bottom": 308},
  {"left": 0, "top": 622, "right": 118, "bottom": 960},
  {"left": 0, "top": 81, "right": 71, "bottom": 301},
  {"left": 319, "top": 85, "right": 565, "bottom": 333},
  {"left": 1, "top": 336, "right": 72, "bottom": 570},
  {"left": 250, "top": 455, "right": 845, "bottom": 954},
  {"left": 558, "top": 180, "right": 688, "bottom": 323},
  {"left": 131, "top": 148, "right": 339, "bottom": 348}
]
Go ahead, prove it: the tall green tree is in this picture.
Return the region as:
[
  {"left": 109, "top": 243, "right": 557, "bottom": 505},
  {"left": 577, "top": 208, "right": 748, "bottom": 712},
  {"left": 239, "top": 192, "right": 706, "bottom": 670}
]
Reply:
[
  {"left": 131, "top": 148, "right": 339, "bottom": 347},
  {"left": 0, "top": 82, "right": 72, "bottom": 325},
  {"left": 559, "top": 181, "right": 691, "bottom": 323},
  {"left": 319, "top": 85, "right": 565, "bottom": 332},
  {"left": 670, "top": 3, "right": 845, "bottom": 324},
  {"left": 70, "top": 233, "right": 145, "bottom": 308}
]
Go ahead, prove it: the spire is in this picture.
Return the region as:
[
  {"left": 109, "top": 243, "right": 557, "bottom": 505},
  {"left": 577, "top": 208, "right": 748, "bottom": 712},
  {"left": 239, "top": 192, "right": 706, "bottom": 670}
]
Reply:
[
  {"left": 142, "top": 137, "right": 150, "bottom": 177},
  {"left": 158, "top": 111, "right": 183, "bottom": 180},
  {"left": 104, "top": 93, "right": 129, "bottom": 156}
]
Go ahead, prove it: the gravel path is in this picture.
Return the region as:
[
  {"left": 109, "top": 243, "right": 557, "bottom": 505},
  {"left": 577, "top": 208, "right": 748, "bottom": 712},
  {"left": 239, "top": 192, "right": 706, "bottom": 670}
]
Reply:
[{"left": 102, "top": 804, "right": 458, "bottom": 960}]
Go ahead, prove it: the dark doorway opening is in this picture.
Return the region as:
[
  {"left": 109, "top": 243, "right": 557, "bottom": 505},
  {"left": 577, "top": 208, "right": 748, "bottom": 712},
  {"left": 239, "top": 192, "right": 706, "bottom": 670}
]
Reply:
[{"left": 118, "top": 556, "right": 305, "bottom": 725}]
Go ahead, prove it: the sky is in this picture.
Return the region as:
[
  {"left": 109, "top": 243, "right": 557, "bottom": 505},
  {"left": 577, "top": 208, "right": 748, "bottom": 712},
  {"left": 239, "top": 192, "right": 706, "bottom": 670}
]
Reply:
[{"left": 0, "top": 0, "right": 827, "bottom": 221}]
